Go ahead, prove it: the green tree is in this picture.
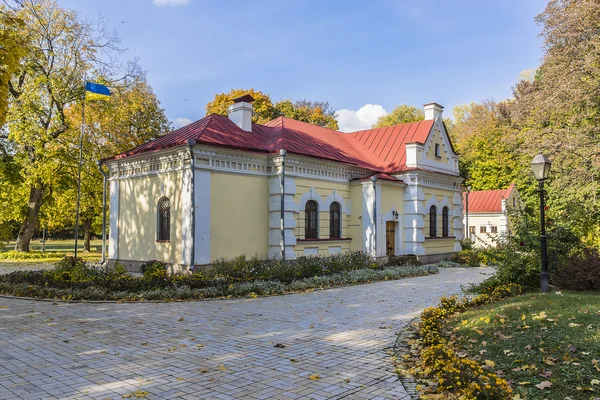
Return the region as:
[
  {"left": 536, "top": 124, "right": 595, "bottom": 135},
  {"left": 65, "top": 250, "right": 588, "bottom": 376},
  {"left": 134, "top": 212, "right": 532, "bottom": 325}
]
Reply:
[
  {"left": 450, "top": 101, "right": 524, "bottom": 192},
  {"left": 373, "top": 104, "right": 424, "bottom": 127},
  {"left": 0, "top": 7, "right": 28, "bottom": 127},
  {"left": 1, "top": 0, "right": 141, "bottom": 251}
]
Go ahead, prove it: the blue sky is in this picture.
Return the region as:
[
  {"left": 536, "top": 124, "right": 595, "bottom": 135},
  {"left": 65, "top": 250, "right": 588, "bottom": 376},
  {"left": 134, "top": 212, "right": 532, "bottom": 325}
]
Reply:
[{"left": 59, "top": 0, "right": 547, "bottom": 131}]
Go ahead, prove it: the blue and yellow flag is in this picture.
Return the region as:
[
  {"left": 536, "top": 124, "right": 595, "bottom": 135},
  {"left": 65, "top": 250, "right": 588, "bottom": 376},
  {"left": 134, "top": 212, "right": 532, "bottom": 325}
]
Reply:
[{"left": 85, "top": 82, "right": 111, "bottom": 101}]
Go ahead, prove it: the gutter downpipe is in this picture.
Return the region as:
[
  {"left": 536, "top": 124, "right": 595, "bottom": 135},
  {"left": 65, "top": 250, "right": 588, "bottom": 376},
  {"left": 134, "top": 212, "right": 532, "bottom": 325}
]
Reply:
[
  {"left": 279, "top": 149, "right": 287, "bottom": 261},
  {"left": 371, "top": 176, "right": 378, "bottom": 258},
  {"left": 97, "top": 160, "right": 109, "bottom": 265},
  {"left": 187, "top": 140, "right": 196, "bottom": 271}
]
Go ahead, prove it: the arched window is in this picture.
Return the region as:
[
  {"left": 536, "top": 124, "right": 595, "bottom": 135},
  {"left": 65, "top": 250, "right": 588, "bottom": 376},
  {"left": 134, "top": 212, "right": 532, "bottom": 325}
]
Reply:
[
  {"left": 330, "top": 202, "right": 341, "bottom": 238},
  {"left": 305, "top": 200, "right": 319, "bottom": 239},
  {"left": 442, "top": 206, "right": 449, "bottom": 237},
  {"left": 429, "top": 205, "right": 437, "bottom": 237},
  {"left": 157, "top": 197, "right": 171, "bottom": 241}
]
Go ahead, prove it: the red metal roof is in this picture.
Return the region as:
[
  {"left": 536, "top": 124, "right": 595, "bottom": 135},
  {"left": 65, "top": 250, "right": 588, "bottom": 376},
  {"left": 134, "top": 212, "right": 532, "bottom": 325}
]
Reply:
[
  {"left": 345, "top": 120, "right": 434, "bottom": 171},
  {"left": 109, "top": 114, "right": 444, "bottom": 174},
  {"left": 464, "top": 184, "right": 515, "bottom": 213}
]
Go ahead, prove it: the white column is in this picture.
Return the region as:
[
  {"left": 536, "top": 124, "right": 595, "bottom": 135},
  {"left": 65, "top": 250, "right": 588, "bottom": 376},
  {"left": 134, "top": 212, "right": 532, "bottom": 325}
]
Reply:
[
  {"left": 267, "top": 159, "right": 297, "bottom": 259},
  {"left": 108, "top": 179, "right": 119, "bottom": 259}
]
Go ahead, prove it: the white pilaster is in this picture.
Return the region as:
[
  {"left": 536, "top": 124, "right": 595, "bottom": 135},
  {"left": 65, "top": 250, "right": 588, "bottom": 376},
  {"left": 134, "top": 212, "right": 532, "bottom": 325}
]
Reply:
[
  {"left": 181, "top": 161, "right": 193, "bottom": 267},
  {"left": 402, "top": 179, "right": 425, "bottom": 256},
  {"left": 108, "top": 179, "right": 119, "bottom": 259},
  {"left": 361, "top": 181, "right": 378, "bottom": 257},
  {"left": 453, "top": 191, "right": 464, "bottom": 252},
  {"left": 194, "top": 169, "right": 211, "bottom": 265}
]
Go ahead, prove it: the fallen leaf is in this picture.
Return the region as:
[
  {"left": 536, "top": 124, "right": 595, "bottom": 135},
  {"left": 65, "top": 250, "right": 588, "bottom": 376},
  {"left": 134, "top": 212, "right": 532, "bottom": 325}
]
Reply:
[
  {"left": 591, "top": 379, "right": 600, "bottom": 386},
  {"left": 535, "top": 381, "right": 552, "bottom": 390},
  {"left": 218, "top": 365, "right": 227, "bottom": 371},
  {"left": 178, "top": 317, "right": 184, "bottom": 322},
  {"left": 308, "top": 374, "right": 320, "bottom": 380},
  {"left": 484, "top": 360, "right": 496, "bottom": 367},
  {"left": 519, "top": 381, "right": 531, "bottom": 386},
  {"left": 274, "top": 343, "right": 286, "bottom": 348}
]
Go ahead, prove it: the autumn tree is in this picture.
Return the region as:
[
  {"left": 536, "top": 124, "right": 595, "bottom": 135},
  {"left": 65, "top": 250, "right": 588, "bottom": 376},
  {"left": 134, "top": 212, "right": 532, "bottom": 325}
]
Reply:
[
  {"left": 1, "top": 0, "right": 142, "bottom": 251},
  {"left": 373, "top": 105, "right": 424, "bottom": 127},
  {"left": 0, "top": 7, "right": 28, "bottom": 127},
  {"left": 41, "top": 77, "right": 170, "bottom": 251},
  {"left": 205, "top": 89, "right": 339, "bottom": 129},
  {"left": 205, "top": 89, "right": 279, "bottom": 124},
  {"left": 274, "top": 99, "right": 338, "bottom": 129},
  {"left": 509, "top": 0, "right": 600, "bottom": 245}
]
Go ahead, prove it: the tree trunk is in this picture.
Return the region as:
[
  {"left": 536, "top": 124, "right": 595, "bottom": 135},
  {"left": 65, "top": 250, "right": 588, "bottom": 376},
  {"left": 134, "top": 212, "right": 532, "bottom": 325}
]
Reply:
[
  {"left": 15, "top": 185, "right": 44, "bottom": 252},
  {"left": 83, "top": 219, "right": 92, "bottom": 252}
]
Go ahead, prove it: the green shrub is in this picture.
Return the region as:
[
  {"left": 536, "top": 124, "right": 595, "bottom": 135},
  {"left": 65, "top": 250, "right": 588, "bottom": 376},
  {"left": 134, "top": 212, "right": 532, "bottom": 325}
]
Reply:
[
  {"left": 140, "top": 260, "right": 168, "bottom": 282},
  {"left": 553, "top": 248, "right": 600, "bottom": 290}
]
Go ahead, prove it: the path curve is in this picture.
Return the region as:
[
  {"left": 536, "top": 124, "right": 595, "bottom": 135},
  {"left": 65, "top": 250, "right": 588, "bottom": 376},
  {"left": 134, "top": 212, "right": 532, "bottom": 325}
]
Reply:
[{"left": 0, "top": 267, "right": 492, "bottom": 400}]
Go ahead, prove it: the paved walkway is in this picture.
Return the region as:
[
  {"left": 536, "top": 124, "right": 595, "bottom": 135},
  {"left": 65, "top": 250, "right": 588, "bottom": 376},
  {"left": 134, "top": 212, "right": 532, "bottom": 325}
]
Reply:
[{"left": 0, "top": 267, "right": 491, "bottom": 400}]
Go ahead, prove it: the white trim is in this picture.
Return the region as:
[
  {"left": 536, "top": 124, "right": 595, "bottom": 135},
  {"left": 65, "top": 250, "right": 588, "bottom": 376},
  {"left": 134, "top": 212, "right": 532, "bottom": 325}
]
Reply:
[
  {"left": 323, "top": 190, "right": 349, "bottom": 214},
  {"left": 297, "top": 187, "right": 326, "bottom": 211}
]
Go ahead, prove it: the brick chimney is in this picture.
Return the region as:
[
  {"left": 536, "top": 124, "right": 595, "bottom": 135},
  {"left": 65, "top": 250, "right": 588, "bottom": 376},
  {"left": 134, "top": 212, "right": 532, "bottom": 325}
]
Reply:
[
  {"left": 228, "top": 94, "right": 255, "bottom": 132},
  {"left": 423, "top": 102, "right": 444, "bottom": 121}
]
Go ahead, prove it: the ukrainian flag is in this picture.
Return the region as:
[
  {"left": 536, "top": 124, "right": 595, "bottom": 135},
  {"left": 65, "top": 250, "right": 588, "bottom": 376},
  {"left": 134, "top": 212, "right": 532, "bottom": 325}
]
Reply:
[{"left": 85, "top": 82, "right": 111, "bottom": 101}]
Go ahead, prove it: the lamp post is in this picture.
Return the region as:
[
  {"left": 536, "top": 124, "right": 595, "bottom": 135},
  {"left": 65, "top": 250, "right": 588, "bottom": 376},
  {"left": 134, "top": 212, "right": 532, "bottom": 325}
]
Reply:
[
  {"left": 531, "top": 152, "right": 552, "bottom": 293},
  {"left": 465, "top": 186, "right": 471, "bottom": 240}
]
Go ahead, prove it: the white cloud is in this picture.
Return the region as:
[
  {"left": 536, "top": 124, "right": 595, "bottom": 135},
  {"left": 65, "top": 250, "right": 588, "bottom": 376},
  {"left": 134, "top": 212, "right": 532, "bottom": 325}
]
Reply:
[
  {"left": 152, "top": 0, "right": 190, "bottom": 6},
  {"left": 335, "top": 104, "right": 388, "bottom": 133},
  {"left": 174, "top": 117, "right": 192, "bottom": 128}
]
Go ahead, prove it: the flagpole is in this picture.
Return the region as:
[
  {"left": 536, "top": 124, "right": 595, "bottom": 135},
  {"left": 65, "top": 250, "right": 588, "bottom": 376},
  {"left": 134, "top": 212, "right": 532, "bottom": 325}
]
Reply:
[{"left": 74, "top": 76, "right": 86, "bottom": 260}]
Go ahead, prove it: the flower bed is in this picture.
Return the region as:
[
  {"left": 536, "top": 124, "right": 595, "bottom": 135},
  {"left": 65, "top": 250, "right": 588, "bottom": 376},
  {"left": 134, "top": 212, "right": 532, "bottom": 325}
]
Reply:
[{"left": 0, "top": 253, "right": 438, "bottom": 301}]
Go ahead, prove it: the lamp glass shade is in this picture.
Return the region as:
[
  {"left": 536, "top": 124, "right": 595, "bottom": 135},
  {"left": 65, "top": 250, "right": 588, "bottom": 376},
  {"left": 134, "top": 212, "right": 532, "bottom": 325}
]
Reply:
[{"left": 531, "top": 153, "right": 551, "bottom": 181}]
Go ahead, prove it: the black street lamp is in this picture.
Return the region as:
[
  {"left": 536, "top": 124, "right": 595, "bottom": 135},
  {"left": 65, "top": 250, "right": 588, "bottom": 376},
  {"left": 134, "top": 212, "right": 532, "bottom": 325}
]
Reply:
[{"left": 531, "top": 152, "right": 552, "bottom": 293}]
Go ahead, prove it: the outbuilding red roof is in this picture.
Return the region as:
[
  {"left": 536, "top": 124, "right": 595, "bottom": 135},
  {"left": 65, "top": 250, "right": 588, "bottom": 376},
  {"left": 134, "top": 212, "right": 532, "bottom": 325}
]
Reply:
[
  {"left": 464, "top": 184, "right": 515, "bottom": 213},
  {"left": 109, "top": 113, "right": 450, "bottom": 174}
]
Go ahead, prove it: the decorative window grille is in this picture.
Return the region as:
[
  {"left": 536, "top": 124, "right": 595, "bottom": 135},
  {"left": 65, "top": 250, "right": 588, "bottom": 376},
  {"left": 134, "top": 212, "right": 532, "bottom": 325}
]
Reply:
[
  {"left": 157, "top": 197, "right": 171, "bottom": 241},
  {"left": 442, "top": 206, "right": 450, "bottom": 237},
  {"left": 480, "top": 226, "right": 487, "bottom": 233},
  {"left": 305, "top": 200, "right": 319, "bottom": 239},
  {"left": 429, "top": 205, "right": 437, "bottom": 237},
  {"left": 491, "top": 226, "right": 498, "bottom": 233},
  {"left": 329, "top": 202, "right": 341, "bottom": 239}
]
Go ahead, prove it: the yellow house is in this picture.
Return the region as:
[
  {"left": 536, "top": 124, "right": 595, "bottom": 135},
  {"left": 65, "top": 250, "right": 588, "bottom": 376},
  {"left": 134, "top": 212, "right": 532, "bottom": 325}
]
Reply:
[{"left": 102, "top": 96, "right": 464, "bottom": 271}]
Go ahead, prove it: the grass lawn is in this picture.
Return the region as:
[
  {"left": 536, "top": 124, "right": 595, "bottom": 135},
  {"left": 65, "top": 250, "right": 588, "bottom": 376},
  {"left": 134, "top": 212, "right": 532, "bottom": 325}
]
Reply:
[
  {"left": 4, "top": 239, "right": 104, "bottom": 253},
  {"left": 446, "top": 292, "right": 600, "bottom": 399},
  {"left": 0, "top": 240, "right": 102, "bottom": 272}
]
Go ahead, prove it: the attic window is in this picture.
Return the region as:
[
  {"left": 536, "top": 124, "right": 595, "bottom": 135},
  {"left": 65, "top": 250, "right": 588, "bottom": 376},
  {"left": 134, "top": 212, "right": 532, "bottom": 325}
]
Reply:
[{"left": 435, "top": 143, "right": 441, "bottom": 158}]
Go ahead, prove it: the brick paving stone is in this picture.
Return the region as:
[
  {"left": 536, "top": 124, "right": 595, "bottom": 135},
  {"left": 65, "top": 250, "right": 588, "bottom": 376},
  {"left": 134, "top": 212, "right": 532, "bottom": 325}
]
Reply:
[{"left": 0, "top": 267, "right": 490, "bottom": 399}]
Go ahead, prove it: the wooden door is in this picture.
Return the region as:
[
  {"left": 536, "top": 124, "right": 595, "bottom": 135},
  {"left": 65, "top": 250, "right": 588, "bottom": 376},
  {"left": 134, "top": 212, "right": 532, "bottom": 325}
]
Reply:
[{"left": 386, "top": 221, "right": 395, "bottom": 256}]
